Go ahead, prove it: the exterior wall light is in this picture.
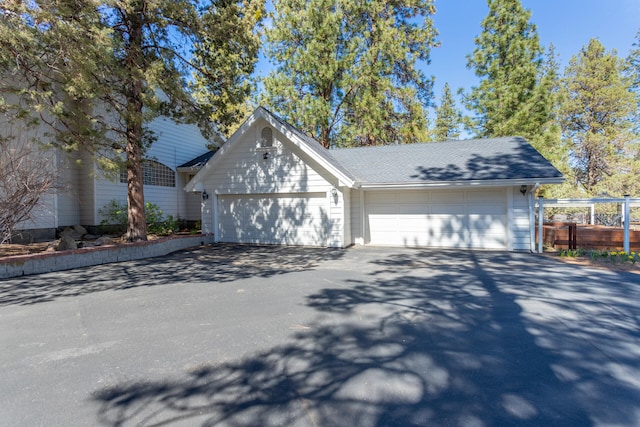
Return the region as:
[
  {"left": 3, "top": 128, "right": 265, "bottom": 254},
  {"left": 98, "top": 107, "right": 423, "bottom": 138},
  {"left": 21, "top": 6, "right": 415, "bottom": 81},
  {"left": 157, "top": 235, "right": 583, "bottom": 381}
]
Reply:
[
  {"left": 202, "top": 190, "right": 209, "bottom": 201},
  {"left": 520, "top": 185, "right": 528, "bottom": 196}
]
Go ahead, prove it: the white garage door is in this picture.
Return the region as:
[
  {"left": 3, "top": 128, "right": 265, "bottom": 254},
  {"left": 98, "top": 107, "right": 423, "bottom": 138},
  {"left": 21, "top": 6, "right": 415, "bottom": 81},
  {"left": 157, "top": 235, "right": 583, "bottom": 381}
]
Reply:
[
  {"left": 366, "top": 189, "right": 507, "bottom": 249},
  {"left": 218, "top": 193, "right": 328, "bottom": 246}
]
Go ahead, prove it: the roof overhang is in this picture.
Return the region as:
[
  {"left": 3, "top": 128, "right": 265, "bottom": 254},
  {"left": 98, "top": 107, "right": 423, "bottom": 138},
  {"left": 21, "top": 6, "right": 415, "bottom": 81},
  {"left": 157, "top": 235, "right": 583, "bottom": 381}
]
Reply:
[
  {"left": 177, "top": 166, "right": 201, "bottom": 173},
  {"left": 354, "top": 177, "right": 564, "bottom": 190}
]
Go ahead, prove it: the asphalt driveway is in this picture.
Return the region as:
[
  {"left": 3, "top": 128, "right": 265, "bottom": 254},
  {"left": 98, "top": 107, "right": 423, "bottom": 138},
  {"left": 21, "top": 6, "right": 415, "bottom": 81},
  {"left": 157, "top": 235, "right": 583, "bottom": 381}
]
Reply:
[{"left": 0, "top": 244, "right": 639, "bottom": 426}]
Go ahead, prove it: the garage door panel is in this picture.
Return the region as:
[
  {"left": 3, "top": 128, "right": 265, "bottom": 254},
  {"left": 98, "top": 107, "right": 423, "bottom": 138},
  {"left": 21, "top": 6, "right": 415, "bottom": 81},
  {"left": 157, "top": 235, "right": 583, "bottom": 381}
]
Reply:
[
  {"left": 218, "top": 193, "right": 327, "bottom": 246},
  {"left": 431, "top": 192, "right": 464, "bottom": 203},
  {"left": 395, "top": 191, "right": 429, "bottom": 204},
  {"left": 366, "top": 190, "right": 507, "bottom": 249},
  {"left": 431, "top": 204, "right": 466, "bottom": 214}
]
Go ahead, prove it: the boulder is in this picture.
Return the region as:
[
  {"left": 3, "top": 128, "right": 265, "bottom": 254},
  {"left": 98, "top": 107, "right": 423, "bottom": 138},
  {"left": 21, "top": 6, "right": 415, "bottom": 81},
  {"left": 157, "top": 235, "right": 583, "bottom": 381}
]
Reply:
[
  {"left": 82, "top": 234, "right": 101, "bottom": 241},
  {"left": 95, "top": 236, "right": 114, "bottom": 246},
  {"left": 60, "top": 225, "right": 87, "bottom": 240},
  {"left": 56, "top": 236, "right": 77, "bottom": 251}
]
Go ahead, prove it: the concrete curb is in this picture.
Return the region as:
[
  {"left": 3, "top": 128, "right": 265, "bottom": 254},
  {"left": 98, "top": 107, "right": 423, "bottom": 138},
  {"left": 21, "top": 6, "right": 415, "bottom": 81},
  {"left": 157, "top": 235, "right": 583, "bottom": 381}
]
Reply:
[{"left": 0, "top": 234, "right": 215, "bottom": 279}]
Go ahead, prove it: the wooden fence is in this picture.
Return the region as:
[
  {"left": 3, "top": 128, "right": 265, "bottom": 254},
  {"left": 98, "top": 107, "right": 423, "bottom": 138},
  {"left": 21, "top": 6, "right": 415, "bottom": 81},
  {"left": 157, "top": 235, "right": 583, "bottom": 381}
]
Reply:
[{"left": 537, "top": 222, "right": 640, "bottom": 251}]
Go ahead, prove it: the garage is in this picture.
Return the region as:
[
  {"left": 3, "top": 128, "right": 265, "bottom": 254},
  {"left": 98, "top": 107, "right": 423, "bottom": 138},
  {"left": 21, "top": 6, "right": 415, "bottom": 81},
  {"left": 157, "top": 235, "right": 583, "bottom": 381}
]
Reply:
[
  {"left": 365, "top": 189, "right": 508, "bottom": 249},
  {"left": 186, "top": 108, "right": 564, "bottom": 250},
  {"left": 217, "top": 193, "right": 328, "bottom": 246}
]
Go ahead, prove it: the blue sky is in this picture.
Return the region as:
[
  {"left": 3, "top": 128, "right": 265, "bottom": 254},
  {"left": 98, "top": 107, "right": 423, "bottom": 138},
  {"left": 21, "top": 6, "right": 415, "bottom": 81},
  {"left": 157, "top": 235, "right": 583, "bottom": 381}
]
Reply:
[
  {"left": 256, "top": 0, "right": 639, "bottom": 116},
  {"left": 428, "top": 0, "right": 640, "bottom": 104}
]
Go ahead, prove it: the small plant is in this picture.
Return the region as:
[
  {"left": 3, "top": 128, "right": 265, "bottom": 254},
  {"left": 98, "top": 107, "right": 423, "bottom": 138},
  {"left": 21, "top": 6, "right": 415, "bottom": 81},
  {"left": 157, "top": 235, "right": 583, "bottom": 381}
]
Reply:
[
  {"left": 148, "top": 214, "right": 180, "bottom": 235},
  {"left": 99, "top": 199, "right": 180, "bottom": 236},
  {"left": 558, "top": 248, "right": 585, "bottom": 257},
  {"left": 98, "top": 200, "right": 128, "bottom": 233}
]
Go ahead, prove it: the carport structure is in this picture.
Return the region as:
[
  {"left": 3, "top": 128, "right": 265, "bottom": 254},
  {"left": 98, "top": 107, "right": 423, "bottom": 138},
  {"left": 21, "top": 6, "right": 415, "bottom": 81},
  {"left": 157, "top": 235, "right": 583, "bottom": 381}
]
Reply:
[{"left": 535, "top": 195, "right": 640, "bottom": 252}]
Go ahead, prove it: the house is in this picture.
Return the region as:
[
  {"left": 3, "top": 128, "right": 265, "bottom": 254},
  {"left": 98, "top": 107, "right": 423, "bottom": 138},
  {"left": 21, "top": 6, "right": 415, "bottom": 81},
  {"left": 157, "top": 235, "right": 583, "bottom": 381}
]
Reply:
[
  {"left": 186, "top": 107, "right": 564, "bottom": 251},
  {"left": 9, "top": 116, "right": 222, "bottom": 240}
]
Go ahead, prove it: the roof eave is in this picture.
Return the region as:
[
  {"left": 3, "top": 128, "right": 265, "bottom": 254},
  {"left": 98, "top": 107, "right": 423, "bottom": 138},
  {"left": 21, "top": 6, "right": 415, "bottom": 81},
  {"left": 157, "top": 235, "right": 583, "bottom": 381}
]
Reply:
[
  {"left": 176, "top": 166, "right": 202, "bottom": 173},
  {"left": 355, "top": 177, "right": 565, "bottom": 190}
]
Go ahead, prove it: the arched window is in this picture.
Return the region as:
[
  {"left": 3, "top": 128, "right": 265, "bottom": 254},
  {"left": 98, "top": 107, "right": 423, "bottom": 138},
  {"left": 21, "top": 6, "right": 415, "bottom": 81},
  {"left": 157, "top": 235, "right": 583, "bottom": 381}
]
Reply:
[
  {"left": 120, "top": 159, "right": 175, "bottom": 187},
  {"left": 261, "top": 127, "right": 273, "bottom": 147}
]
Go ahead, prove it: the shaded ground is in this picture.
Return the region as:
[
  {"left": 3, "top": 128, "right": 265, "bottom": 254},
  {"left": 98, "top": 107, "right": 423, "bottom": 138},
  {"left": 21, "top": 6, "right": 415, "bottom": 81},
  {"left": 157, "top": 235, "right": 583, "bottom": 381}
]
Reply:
[
  {"left": 3, "top": 238, "right": 638, "bottom": 274},
  {"left": 543, "top": 251, "right": 640, "bottom": 274},
  {"left": 1, "top": 245, "right": 639, "bottom": 426}
]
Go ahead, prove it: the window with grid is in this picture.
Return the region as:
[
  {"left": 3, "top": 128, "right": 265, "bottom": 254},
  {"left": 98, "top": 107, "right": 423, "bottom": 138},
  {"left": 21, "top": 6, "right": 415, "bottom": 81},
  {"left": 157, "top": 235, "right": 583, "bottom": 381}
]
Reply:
[{"left": 119, "top": 160, "right": 175, "bottom": 187}]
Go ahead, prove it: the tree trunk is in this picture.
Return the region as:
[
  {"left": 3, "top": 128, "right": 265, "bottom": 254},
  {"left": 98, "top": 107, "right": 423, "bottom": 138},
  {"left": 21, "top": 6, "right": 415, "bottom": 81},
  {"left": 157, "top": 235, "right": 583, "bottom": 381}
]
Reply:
[
  {"left": 125, "top": 120, "right": 147, "bottom": 242},
  {"left": 124, "top": 1, "right": 147, "bottom": 242}
]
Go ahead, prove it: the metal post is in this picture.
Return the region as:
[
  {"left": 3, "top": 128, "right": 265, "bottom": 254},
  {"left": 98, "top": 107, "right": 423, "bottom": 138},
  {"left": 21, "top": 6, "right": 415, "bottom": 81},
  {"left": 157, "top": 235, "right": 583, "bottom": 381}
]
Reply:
[
  {"left": 624, "top": 195, "right": 631, "bottom": 253},
  {"left": 529, "top": 190, "right": 535, "bottom": 252},
  {"left": 538, "top": 197, "right": 544, "bottom": 254}
]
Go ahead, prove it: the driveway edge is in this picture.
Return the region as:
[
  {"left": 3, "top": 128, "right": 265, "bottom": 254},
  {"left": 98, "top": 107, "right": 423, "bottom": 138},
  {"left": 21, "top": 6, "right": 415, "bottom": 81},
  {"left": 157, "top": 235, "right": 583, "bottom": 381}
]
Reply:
[{"left": 0, "top": 234, "right": 215, "bottom": 279}]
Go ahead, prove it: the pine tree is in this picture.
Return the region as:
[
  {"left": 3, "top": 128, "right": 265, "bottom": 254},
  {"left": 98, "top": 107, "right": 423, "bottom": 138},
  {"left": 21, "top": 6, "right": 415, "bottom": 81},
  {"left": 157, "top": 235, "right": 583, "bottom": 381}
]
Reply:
[
  {"left": 432, "top": 83, "right": 461, "bottom": 141},
  {"left": 627, "top": 30, "right": 640, "bottom": 134},
  {"left": 262, "top": 0, "right": 438, "bottom": 148},
  {"left": 465, "top": 0, "right": 545, "bottom": 139},
  {"left": 561, "top": 39, "right": 637, "bottom": 195},
  {"left": 0, "top": 0, "right": 263, "bottom": 241}
]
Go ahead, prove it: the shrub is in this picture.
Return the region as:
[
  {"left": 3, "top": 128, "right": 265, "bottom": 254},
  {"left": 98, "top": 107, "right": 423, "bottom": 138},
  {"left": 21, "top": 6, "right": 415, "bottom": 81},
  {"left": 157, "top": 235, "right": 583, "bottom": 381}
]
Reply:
[{"left": 99, "top": 200, "right": 180, "bottom": 236}]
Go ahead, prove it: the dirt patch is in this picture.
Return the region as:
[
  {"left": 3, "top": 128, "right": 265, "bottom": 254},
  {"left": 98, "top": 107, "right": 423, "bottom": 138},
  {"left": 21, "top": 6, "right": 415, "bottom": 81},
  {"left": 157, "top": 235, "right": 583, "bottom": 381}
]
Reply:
[
  {"left": 543, "top": 252, "right": 640, "bottom": 274},
  {"left": 0, "top": 242, "right": 54, "bottom": 257}
]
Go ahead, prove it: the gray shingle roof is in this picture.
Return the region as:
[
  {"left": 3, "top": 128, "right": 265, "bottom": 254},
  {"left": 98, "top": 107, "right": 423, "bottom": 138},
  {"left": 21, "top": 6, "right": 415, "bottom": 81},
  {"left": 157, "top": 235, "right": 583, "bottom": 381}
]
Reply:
[
  {"left": 178, "top": 150, "right": 216, "bottom": 169},
  {"left": 184, "top": 106, "right": 563, "bottom": 186},
  {"left": 259, "top": 107, "right": 562, "bottom": 184},
  {"left": 330, "top": 137, "right": 563, "bottom": 184}
]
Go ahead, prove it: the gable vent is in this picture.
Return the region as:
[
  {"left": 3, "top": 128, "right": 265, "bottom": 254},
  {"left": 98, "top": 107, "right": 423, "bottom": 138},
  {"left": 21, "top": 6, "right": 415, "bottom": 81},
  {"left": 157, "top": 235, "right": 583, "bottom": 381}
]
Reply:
[{"left": 260, "top": 127, "right": 273, "bottom": 148}]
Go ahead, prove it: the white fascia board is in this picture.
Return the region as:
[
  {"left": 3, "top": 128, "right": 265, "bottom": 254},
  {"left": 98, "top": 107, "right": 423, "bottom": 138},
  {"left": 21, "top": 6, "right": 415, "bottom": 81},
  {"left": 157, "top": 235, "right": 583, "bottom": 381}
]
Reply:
[
  {"left": 540, "top": 197, "right": 640, "bottom": 205},
  {"left": 355, "top": 177, "right": 564, "bottom": 191},
  {"left": 176, "top": 166, "right": 201, "bottom": 173}
]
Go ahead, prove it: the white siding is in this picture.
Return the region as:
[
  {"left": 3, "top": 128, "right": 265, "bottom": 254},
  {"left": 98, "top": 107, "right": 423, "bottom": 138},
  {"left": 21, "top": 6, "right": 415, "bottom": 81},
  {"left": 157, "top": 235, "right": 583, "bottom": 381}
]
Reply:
[
  {"left": 203, "top": 118, "right": 333, "bottom": 195},
  {"left": 180, "top": 173, "right": 202, "bottom": 221},
  {"left": 350, "top": 189, "right": 364, "bottom": 245},
  {"left": 342, "top": 187, "right": 351, "bottom": 247},
  {"left": 93, "top": 118, "right": 211, "bottom": 225},
  {"left": 511, "top": 186, "right": 531, "bottom": 251},
  {"left": 3, "top": 125, "right": 58, "bottom": 231},
  {"left": 76, "top": 151, "right": 96, "bottom": 225},
  {"left": 1, "top": 78, "right": 211, "bottom": 231},
  {"left": 56, "top": 151, "right": 82, "bottom": 227}
]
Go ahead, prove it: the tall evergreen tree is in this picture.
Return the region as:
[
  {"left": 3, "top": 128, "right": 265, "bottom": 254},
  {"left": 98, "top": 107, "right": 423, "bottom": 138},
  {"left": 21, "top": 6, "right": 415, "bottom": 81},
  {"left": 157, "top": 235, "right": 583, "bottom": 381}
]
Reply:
[
  {"left": 561, "top": 39, "right": 637, "bottom": 195},
  {"left": 432, "top": 83, "right": 460, "bottom": 141},
  {"left": 262, "top": 0, "right": 438, "bottom": 148},
  {"left": 529, "top": 45, "right": 564, "bottom": 162},
  {"left": 465, "top": 0, "right": 546, "bottom": 139},
  {"left": 0, "top": 0, "right": 263, "bottom": 241},
  {"left": 627, "top": 30, "right": 640, "bottom": 134}
]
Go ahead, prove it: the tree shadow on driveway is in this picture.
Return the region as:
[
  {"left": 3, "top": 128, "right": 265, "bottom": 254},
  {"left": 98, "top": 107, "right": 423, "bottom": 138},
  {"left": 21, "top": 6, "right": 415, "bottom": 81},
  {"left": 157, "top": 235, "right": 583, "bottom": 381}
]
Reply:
[
  {"left": 91, "top": 250, "right": 640, "bottom": 426},
  {"left": 0, "top": 243, "right": 345, "bottom": 307}
]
